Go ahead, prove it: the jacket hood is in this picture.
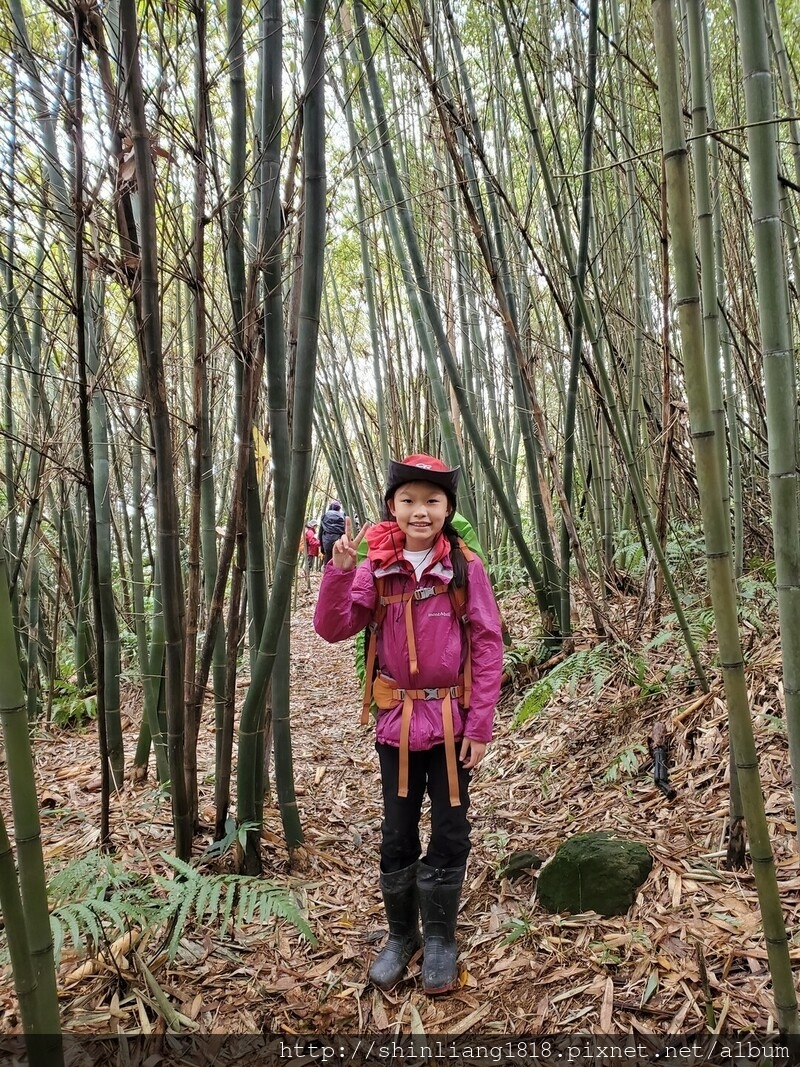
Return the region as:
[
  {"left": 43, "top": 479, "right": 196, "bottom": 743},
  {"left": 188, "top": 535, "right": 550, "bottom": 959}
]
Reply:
[{"left": 365, "top": 520, "right": 451, "bottom": 573}]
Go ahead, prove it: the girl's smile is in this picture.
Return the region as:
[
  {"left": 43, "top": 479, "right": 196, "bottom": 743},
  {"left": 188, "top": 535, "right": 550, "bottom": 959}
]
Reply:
[{"left": 388, "top": 481, "right": 451, "bottom": 551}]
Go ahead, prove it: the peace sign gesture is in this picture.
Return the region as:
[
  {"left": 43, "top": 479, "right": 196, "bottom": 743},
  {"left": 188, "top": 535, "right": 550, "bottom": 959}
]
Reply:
[{"left": 332, "top": 516, "right": 369, "bottom": 571}]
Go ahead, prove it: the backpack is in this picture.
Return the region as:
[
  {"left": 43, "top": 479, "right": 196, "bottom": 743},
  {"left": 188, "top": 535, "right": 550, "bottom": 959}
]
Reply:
[{"left": 322, "top": 509, "right": 345, "bottom": 542}]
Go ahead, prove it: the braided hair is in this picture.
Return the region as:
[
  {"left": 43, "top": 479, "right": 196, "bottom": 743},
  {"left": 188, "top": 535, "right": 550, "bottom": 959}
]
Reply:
[{"left": 442, "top": 516, "right": 468, "bottom": 589}]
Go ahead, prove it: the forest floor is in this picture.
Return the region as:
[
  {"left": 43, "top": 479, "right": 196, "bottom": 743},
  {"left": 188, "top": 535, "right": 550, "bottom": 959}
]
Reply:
[{"left": 1, "top": 571, "right": 798, "bottom": 1042}]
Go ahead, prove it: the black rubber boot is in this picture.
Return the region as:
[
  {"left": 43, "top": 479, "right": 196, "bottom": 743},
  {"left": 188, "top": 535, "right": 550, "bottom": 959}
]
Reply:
[
  {"left": 417, "top": 863, "right": 466, "bottom": 995},
  {"left": 368, "top": 863, "right": 422, "bottom": 990}
]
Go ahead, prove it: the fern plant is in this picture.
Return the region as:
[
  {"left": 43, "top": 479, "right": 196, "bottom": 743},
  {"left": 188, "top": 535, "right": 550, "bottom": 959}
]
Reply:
[
  {"left": 39, "top": 849, "right": 315, "bottom": 968},
  {"left": 513, "top": 644, "right": 614, "bottom": 726},
  {"left": 155, "top": 855, "right": 315, "bottom": 959},
  {"left": 645, "top": 601, "right": 716, "bottom": 657}
]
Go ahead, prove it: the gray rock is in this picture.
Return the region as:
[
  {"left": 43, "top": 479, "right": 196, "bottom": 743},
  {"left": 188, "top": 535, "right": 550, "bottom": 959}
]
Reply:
[{"left": 536, "top": 831, "right": 653, "bottom": 917}]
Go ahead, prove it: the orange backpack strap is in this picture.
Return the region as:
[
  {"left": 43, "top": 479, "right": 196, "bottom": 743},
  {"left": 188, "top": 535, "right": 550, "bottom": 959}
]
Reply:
[
  {"left": 457, "top": 538, "right": 474, "bottom": 563},
  {"left": 361, "top": 575, "right": 387, "bottom": 725}
]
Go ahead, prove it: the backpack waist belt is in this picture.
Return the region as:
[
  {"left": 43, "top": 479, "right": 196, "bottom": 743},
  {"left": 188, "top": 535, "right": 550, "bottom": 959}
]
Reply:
[{"left": 373, "top": 674, "right": 464, "bottom": 807}]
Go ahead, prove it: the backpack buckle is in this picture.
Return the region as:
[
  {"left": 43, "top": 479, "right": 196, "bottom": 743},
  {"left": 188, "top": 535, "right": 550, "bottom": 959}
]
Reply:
[
  {"left": 413, "top": 586, "right": 437, "bottom": 600},
  {"left": 423, "top": 687, "right": 440, "bottom": 700}
]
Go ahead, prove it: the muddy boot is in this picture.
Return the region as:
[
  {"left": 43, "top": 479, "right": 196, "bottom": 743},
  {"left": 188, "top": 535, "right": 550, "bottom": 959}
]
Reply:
[
  {"left": 368, "top": 863, "right": 422, "bottom": 990},
  {"left": 417, "top": 863, "right": 466, "bottom": 995}
]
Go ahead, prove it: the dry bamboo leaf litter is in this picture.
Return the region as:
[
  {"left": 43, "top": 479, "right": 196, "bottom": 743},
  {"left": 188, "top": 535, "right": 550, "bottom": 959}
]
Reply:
[{"left": 0, "top": 578, "right": 797, "bottom": 1035}]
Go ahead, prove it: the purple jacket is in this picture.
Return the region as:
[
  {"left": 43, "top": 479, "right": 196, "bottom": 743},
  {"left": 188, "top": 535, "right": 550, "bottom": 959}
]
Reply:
[{"left": 314, "top": 553, "right": 503, "bottom": 750}]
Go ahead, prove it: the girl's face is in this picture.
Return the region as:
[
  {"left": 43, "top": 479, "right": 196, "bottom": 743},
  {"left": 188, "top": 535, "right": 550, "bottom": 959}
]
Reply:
[{"left": 388, "top": 481, "right": 451, "bottom": 551}]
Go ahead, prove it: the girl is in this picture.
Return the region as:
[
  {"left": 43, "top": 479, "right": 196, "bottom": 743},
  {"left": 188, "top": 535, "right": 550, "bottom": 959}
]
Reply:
[{"left": 314, "top": 454, "right": 503, "bottom": 994}]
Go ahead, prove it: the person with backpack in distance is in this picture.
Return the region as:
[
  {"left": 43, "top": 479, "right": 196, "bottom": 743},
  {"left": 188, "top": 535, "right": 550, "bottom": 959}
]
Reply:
[
  {"left": 303, "top": 522, "right": 321, "bottom": 572},
  {"left": 319, "top": 499, "right": 345, "bottom": 565},
  {"left": 313, "top": 455, "right": 503, "bottom": 995}
]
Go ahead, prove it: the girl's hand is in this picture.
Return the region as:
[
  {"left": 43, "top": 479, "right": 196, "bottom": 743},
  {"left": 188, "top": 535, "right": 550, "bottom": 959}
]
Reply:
[
  {"left": 460, "top": 737, "right": 487, "bottom": 770},
  {"left": 332, "top": 516, "right": 368, "bottom": 571}
]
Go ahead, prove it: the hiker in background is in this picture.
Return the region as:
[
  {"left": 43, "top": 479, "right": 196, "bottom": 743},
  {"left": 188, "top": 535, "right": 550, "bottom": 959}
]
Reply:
[
  {"left": 314, "top": 455, "right": 503, "bottom": 996},
  {"left": 319, "top": 499, "right": 345, "bottom": 565},
  {"left": 304, "top": 522, "right": 321, "bottom": 572}
]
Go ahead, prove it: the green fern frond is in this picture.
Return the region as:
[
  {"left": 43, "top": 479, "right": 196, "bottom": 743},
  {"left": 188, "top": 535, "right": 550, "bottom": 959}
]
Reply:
[
  {"left": 513, "top": 644, "right": 613, "bottom": 726},
  {"left": 513, "top": 678, "right": 553, "bottom": 726},
  {"left": 240, "top": 884, "right": 255, "bottom": 924},
  {"left": 163, "top": 855, "right": 196, "bottom": 881},
  {"left": 221, "top": 881, "right": 237, "bottom": 930},
  {"left": 257, "top": 892, "right": 314, "bottom": 942},
  {"left": 51, "top": 917, "right": 65, "bottom": 965},
  {"left": 163, "top": 880, "right": 199, "bottom": 961},
  {"left": 647, "top": 603, "right": 716, "bottom": 657},
  {"left": 205, "top": 879, "right": 223, "bottom": 925},
  {"left": 644, "top": 627, "right": 676, "bottom": 652},
  {"left": 194, "top": 878, "right": 213, "bottom": 923},
  {"left": 55, "top": 904, "right": 85, "bottom": 958},
  {"left": 48, "top": 851, "right": 121, "bottom": 905},
  {"left": 35, "top": 849, "right": 317, "bottom": 971},
  {"left": 73, "top": 902, "right": 103, "bottom": 945}
]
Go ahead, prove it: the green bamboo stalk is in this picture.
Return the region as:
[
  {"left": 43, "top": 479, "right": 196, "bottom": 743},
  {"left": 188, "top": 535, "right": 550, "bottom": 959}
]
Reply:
[
  {"left": 236, "top": 0, "right": 326, "bottom": 871},
  {"left": 340, "top": 15, "right": 468, "bottom": 496},
  {"left": 190, "top": 20, "right": 228, "bottom": 813},
  {"left": 701, "top": 11, "right": 743, "bottom": 578},
  {"left": 130, "top": 379, "right": 169, "bottom": 784},
  {"left": 686, "top": 0, "right": 745, "bottom": 867},
  {"left": 0, "top": 809, "right": 38, "bottom": 1035},
  {"left": 72, "top": 8, "right": 112, "bottom": 843},
  {"left": 438, "top": 2, "right": 559, "bottom": 621},
  {"left": 74, "top": 547, "right": 94, "bottom": 691},
  {"left": 652, "top": 0, "right": 798, "bottom": 1031},
  {"left": 609, "top": 0, "right": 649, "bottom": 519},
  {"left": 119, "top": 0, "right": 191, "bottom": 859},
  {"left": 415, "top": 8, "right": 602, "bottom": 635},
  {"left": 765, "top": 0, "right": 800, "bottom": 190},
  {"left": 736, "top": 0, "right": 800, "bottom": 853},
  {"left": 2, "top": 68, "right": 19, "bottom": 590},
  {"left": 559, "top": 0, "right": 598, "bottom": 634},
  {"left": 6, "top": 0, "right": 72, "bottom": 236},
  {"left": 182, "top": 0, "right": 210, "bottom": 817},
  {"left": 686, "top": 0, "right": 730, "bottom": 537},
  {"left": 334, "top": 32, "right": 390, "bottom": 476},
  {"left": 0, "top": 557, "right": 62, "bottom": 1043},
  {"left": 256, "top": 0, "right": 301, "bottom": 854},
  {"left": 87, "top": 287, "right": 123, "bottom": 789}
]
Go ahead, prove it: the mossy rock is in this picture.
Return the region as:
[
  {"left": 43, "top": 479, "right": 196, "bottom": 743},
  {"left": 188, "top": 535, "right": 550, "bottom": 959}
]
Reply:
[{"left": 537, "top": 831, "right": 653, "bottom": 917}]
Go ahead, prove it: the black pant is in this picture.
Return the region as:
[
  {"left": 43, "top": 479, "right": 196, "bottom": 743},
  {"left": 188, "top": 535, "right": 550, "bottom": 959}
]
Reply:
[
  {"left": 377, "top": 742, "right": 471, "bottom": 873},
  {"left": 322, "top": 539, "right": 336, "bottom": 565}
]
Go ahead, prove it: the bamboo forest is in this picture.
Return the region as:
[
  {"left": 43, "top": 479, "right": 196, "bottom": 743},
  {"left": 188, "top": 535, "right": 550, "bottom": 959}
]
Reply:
[{"left": 2, "top": 0, "right": 800, "bottom": 1051}]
